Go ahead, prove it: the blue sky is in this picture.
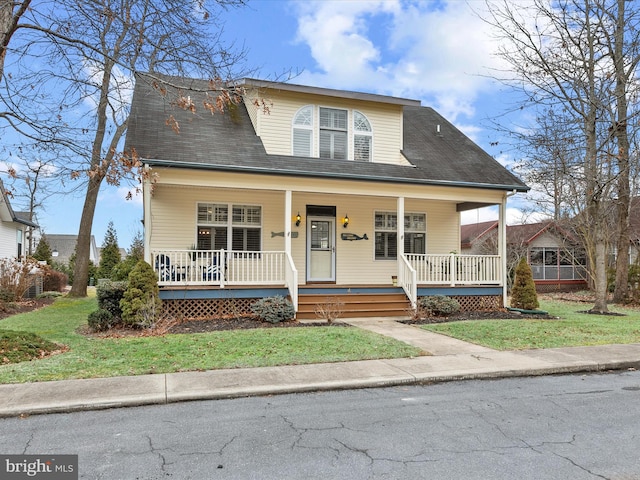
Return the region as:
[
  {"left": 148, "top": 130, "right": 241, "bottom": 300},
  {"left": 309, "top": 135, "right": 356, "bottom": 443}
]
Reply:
[{"left": 3, "top": 0, "right": 532, "bottom": 249}]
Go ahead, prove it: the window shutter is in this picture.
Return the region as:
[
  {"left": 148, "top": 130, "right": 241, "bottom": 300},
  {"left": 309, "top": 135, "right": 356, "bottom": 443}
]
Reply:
[
  {"left": 354, "top": 135, "right": 371, "bottom": 162},
  {"left": 293, "top": 128, "right": 312, "bottom": 156}
]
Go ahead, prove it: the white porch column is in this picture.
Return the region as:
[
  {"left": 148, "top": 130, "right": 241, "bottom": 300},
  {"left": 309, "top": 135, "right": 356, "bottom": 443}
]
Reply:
[
  {"left": 499, "top": 193, "right": 508, "bottom": 306},
  {"left": 284, "top": 190, "right": 292, "bottom": 254},
  {"left": 397, "top": 196, "right": 405, "bottom": 263},
  {"left": 143, "top": 164, "right": 152, "bottom": 264}
]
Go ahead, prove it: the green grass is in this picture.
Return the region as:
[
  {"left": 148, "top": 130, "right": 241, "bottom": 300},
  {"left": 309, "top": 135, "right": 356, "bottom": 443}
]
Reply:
[
  {"left": 423, "top": 298, "right": 640, "bottom": 350},
  {"left": 0, "top": 296, "right": 420, "bottom": 384}
]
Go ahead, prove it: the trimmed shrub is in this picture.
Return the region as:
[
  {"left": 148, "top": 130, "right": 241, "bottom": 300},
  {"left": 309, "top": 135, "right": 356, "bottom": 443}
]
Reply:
[
  {"left": 119, "top": 260, "right": 162, "bottom": 328},
  {"left": 96, "top": 280, "right": 128, "bottom": 320},
  {"left": 251, "top": 296, "right": 295, "bottom": 324},
  {"left": 418, "top": 295, "right": 461, "bottom": 317},
  {"left": 510, "top": 257, "right": 539, "bottom": 310},
  {"left": 87, "top": 309, "right": 115, "bottom": 332},
  {"left": 42, "top": 267, "right": 68, "bottom": 292}
]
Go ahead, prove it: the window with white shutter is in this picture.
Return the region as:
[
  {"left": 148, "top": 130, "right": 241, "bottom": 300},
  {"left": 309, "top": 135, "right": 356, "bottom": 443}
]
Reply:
[{"left": 292, "top": 105, "right": 313, "bottom": 156}]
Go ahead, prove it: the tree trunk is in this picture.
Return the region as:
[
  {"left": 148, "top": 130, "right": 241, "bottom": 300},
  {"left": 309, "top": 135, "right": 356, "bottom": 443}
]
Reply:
[
  {"left": 68, "top": 173, "right": 103, "bottom": 297},
  {"left": 612, "top": 0, "right": 631, "bottom": 303}
]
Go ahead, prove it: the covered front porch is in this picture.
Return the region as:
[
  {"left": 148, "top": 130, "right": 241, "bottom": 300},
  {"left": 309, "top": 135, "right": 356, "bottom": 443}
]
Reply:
[
  {"left": 143, "top": 169, "right": 513, "bottom": 320},
  {"left": 152, "top": 248, "right": 504, "bottom": 316}
]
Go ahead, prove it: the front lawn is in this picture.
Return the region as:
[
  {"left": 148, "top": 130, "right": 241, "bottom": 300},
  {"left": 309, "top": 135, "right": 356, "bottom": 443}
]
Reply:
[
  {"left": 0, "top": 296, "right": 421, "bottom": 384},
  {"left": 422, "top": 297, "right": 640, "bottom": 350}
]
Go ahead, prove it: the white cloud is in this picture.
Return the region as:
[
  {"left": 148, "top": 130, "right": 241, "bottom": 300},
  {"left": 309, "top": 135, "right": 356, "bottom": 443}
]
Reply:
[{"left": 291, "top": 0, "right": 505, "bottom": 123}]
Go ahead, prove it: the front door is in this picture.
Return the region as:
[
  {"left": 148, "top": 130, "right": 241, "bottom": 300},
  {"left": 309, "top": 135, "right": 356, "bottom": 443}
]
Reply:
[{"left": 307, "top": 216, "right": 336, "bottom": 282}]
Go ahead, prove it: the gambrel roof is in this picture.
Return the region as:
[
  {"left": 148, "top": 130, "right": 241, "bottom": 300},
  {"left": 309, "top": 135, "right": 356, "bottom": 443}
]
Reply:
[{"left": 125, "top": 75, "right": 528, "bottom": 193}]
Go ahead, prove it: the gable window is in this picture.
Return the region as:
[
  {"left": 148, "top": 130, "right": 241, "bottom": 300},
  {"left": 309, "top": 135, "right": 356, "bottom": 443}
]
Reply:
[
  {"left": 375, "top": 212, "right": 426, "bottom": 260},
  {"left": 197, "top": 203, "right": 261, "bottom": 251},
  {"left": 292, "top": 105, "right": 313, "bottom": 156},
  {"left": 353, "top": 111, "right": 372, "bottom": 162},
  {"left": 319, "top": 107, "right": 347, "bottom": 160}
]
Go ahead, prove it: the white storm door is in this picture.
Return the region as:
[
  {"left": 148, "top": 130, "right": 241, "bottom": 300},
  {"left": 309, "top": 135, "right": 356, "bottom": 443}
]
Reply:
[{"left": 307, "top": 217, "right": 336, "bottom": 282}]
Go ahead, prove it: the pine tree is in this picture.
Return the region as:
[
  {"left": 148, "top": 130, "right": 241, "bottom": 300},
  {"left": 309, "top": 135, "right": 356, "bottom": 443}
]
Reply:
[
  {"left": 97, "top": 221, "right": 121, "bottom": 279},
  {"left": 33, "top": 235, "right": 53, "bottom": 264},
  {"left": 111, "top": 232, "right": 145, "bottom": 281},
  {"left": 510, "top": 257, "right": 539, "bottom": 310}
]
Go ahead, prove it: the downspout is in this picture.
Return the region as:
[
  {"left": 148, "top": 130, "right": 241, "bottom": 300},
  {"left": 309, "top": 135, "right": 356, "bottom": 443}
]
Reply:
[
  {"left": 501, "top": 190, "right": 518, "bottom": 306},
  {"left": 143, "top": 164, "right": 152, "bottom": 264}
]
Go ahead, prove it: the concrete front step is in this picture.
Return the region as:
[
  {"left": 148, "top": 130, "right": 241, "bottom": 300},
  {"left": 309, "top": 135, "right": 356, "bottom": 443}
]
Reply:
[{"left": 297, "top": 293, "right": 411, "bottom": 320}]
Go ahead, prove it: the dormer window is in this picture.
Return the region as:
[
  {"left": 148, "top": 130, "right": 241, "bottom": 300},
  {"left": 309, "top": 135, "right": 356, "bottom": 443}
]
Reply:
[
  {"left": 291, "top": 105, "right": 373, "bottom": 161},
  {"left": 353, "top": 111, "right": 372, "bottom": 162},
  {"left": 292, "top": 105, "right": 313, "bottom": 156},
  {"left": 319, "top": 107, "right": 347, "bottom": 160}
]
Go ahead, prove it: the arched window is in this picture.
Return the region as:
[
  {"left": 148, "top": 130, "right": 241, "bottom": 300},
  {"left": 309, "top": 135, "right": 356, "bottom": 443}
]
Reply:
[
  {"left": 353, "top": 111, "right": 372, "bottom": 162},
  {"left": 292, "top": 105, "right": 313, "bottom": 156}
]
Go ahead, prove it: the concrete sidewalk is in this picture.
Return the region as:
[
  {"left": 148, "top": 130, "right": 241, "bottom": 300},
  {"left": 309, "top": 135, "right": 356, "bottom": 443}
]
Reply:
[{"left": 2, "top": 318, "right": 640, "bottom": 418}]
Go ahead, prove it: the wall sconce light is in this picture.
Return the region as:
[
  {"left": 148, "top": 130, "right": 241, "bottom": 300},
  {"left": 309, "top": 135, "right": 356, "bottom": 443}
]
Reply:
[
  {"left": 295, "top": 212, "right": 301, "bottom": 227},
  {"left": 343, "top": 214, "right": 349, "bottom": 228}
]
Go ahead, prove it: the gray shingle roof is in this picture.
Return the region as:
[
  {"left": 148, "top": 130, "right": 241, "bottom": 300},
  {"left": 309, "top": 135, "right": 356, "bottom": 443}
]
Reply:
[{"left": 124, "top": 76, "right": 528, "bottom": 192}]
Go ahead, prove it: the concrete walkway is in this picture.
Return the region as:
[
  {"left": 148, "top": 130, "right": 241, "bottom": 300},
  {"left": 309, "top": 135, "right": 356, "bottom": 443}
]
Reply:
[{"left": 2, "top": 318, "right": 640, "bottom": 418}]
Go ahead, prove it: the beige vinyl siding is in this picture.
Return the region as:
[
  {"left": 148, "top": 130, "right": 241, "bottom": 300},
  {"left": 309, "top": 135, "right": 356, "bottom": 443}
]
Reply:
[
  {"left": 149, "top": 185, "right": 286, "bottom": 253},
  {"left": 151, "top": 168, "right": 506, "bottom": 207},
  {"left": 243, "top": 87, "right": 260, "bottom": 134},
  {"left": 529, "top": 232, "right": 564, "bottom": 249},
  {"left": 244, "top": 89, "right": 409, "bottom": 165},
  {"left": 149, "top": 184, "right": 466, "bottom": 285}
]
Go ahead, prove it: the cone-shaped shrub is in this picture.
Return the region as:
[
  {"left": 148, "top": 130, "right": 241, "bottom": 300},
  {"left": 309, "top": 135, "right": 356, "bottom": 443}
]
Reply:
[
  {"left": 120, "top": 260, "right": 162, "bottom": 328},
  {"left": 510, "top": 257, "right": 539, "bottom": 310}
]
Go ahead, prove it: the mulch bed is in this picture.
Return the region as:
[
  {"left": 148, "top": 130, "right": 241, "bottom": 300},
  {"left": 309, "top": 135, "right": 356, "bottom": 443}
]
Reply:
[
  {"left": 0, "top": 298, "right": 56, "bottom": 321},
  {"left": 169, "top": 317, "right": 344, "bottom": 333}
]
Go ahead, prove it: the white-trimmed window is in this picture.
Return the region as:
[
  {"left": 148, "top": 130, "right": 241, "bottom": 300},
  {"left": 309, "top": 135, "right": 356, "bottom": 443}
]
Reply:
[
  {"left": 292, "top": 105, "right": 313, "bottom": 156},
  {"left": 353, "top": 110, "right": 372, "bottom": 162},
  {"left": 319, "top": 107, "right": 348, "bottom": 160},
  {"left": 374, "top": 211, "right": 426, "bottom": 260},
  {"left": 292, "top": 106, "right": 374, "bottom": 161},
  {"left": 197, "top": 203, "right": 262, "bottom": 251}
]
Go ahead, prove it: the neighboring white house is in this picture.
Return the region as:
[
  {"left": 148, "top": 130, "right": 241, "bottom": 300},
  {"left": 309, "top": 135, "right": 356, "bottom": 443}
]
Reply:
[{"left": 0, "top": 179, "right": 38, "bottom": 259}]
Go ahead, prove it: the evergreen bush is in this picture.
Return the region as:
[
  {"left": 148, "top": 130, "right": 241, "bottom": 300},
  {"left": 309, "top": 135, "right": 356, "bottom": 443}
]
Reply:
[
  {"left": 87, "top": 309, "right": 115, "bottom": 332},
  {"left": 510, "top": 257, "right": 539, "bottom": 310},
  {"left": 418, "top": 295, "right": 461, "bottom": 317},
  {"left": 251, "top": 296, "right": 295, "bottom": 323},
  {"left": 119, "top": 260, "right": 162, "bottom": 328},
  {"left": 96, "top": 280, "right": 128, "bottom": 320}
]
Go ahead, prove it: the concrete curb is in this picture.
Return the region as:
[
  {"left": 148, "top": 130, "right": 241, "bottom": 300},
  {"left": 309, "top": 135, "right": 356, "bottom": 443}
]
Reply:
[{"left": 2, "top": 350, "right": 640, "bottom": 418}]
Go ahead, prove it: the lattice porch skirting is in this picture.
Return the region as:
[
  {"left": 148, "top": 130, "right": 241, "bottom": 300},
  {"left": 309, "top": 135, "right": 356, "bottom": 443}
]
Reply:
[
  {"left": 161, "top": 297, "right": 257, "bottom": 321},
  {"left": 161, "top": 294, "right": 503, "bottom": 322},
  {"left": 451, "top": 295, "right": 502, "bottom": 312}
]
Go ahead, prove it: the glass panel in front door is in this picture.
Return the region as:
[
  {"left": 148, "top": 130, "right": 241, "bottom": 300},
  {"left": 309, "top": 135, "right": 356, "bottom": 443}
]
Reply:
[{"left": 309, "top": 219, "right": 334, "bottom": 280}]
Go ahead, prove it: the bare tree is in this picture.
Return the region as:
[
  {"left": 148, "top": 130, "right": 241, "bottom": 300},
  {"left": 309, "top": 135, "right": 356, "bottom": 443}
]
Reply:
[
  {"left": 2, "top": 0, "right": 250, "bottom": 296},
  {"left": 0, "top": 0, "right": 31, "bottom": 80},
  {"left": 484, "top": 0, "right": 640, "bottom": 313}
]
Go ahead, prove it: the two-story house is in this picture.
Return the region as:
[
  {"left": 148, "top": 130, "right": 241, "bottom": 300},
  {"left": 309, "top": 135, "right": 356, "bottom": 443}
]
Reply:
[{"left": 125, "top": 76, "right": 528, "bottom": 320}]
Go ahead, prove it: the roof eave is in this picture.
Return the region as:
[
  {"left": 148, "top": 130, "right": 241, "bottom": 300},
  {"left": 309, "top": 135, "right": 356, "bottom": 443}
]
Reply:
[
  {"left": 143, "top": 158, "right": 530, "bottom": 193},
  {"left": 234, "top": 78, "right": 421, "bottom": 107}
]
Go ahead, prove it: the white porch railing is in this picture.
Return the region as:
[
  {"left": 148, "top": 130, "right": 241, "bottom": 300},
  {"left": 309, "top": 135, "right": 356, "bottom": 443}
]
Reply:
[
  {"left": 284, "top": 252, "right": 298, "bottom": 312},
  {"left": 152, "top": 249, "right": 298, "bottom": 310},
  {"left": 405, "top": 254, "right": 502, "bottom": 286},
  {"left": 398, "top": 255, "right": 417, "bottom": 309},
  {"left": 153, "top": 250, "right": 289, "bottom": 286}
]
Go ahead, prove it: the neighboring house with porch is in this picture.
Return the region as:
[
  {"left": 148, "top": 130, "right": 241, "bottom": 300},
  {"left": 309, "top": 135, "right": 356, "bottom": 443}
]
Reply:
[
  {"left": 461, "top": 221, "right": 588, "bottom": 292},
  {"left": 125, "top": 76, "right": 528, "bottom": 319},
  {"left": 0, "top": 179, "right": 38, "bottom": 259}
]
